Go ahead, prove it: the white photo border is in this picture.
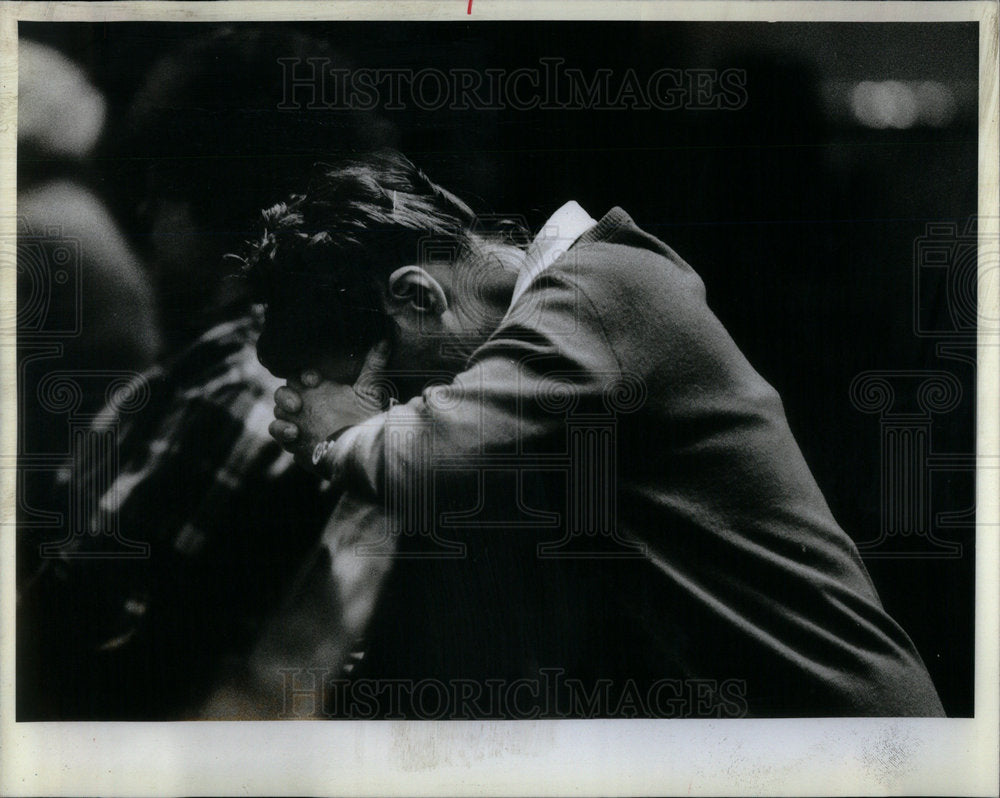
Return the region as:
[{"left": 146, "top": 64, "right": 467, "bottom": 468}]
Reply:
[{"left": 0, "top": 2, "right": 996, "bottom": 795}]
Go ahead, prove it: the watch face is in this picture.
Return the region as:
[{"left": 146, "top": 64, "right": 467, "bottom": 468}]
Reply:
[{"left": 311, "top": 440, "right": 327, "bottom": 466}]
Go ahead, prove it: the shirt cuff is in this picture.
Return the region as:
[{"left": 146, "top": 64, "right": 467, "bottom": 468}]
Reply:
[{"left": 321, "top": 416, "right": 385, "bottom": 495}]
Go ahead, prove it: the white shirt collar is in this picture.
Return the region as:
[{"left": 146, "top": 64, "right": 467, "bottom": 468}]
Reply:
[{"left": 509, "top": 201, "right": 597, "bottom": 309}]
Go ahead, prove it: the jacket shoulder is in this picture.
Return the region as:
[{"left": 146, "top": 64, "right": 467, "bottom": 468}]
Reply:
[{"left": 549, "top": 217, "right": 708, "bottom": 317}]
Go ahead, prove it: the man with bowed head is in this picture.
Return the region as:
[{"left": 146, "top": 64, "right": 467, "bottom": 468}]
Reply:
[{"left": 249, "top": 149, "right": 944, "bottom": 717}]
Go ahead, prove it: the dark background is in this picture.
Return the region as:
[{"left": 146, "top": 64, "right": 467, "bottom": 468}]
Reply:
[{"left": 19, "top": 21, "right": 978, "bottom": 716}]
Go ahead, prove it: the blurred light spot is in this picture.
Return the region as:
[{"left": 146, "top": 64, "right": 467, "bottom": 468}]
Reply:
[
  {"left": 124, "top": 598, "right": 147, "bottom": 616},
  {"left": 19, "top": 40, "right": 106, "bottom": 157},
  {"left": 851, "top": 80, "right": 918, "bottom": 129},
  {"left": 848, "top": 79, "right": 959, "bottom": 129},
  {"left": 915, "top": 81, "right": 957, "bottom": 127}
]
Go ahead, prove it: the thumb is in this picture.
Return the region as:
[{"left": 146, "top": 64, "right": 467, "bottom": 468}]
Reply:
[{"left": 354, "top": 340, "right": 394, "bottom": 411}]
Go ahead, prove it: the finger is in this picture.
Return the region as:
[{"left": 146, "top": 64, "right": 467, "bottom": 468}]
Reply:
[
  {"left": 300, "top": 369, "right": 321, "bottom": 388},
  {"left": 269, "top": 419, "right": 300, "bottom": 443},
  {"left": 274, "top": 385, "right": 302, "bottom": 414}
]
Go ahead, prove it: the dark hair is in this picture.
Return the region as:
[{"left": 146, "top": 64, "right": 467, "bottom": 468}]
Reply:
[{"left": 240, "top": 150, "right": 517, "bottom": 379}]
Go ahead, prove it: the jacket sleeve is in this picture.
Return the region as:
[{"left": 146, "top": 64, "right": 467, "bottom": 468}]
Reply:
[{"left": 330, "top": 266, "right": 625, "bottom": 501}]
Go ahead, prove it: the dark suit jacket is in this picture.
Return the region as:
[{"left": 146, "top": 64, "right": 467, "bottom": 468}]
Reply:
[{"left": 340, "top": 207, "right": 945, "bottom": 717}]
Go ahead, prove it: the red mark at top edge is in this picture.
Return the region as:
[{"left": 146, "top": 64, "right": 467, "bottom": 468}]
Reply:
[{"left": 467, "top": 0, "right": 473, "bottom": 13}]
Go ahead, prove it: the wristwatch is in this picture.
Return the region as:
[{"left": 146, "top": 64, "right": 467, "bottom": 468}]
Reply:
[
  {"left": 311, "top": 438, "right": 335, "bottom": 468},
  {"left": 311, "top": 426, "right": 353, "bottom": 478},
  {"left": 310, "top": 398, "right": 398, "bottom": 478}
]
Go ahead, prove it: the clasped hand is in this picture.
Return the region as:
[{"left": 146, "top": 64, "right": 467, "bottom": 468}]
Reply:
[{"left": 268, "top": 341, "right": 391, "bottom": 472}]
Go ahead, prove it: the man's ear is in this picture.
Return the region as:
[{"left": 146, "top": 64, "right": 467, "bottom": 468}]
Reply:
[{"left": 387, "top": 266, "right": 449, "bottom": 316}]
